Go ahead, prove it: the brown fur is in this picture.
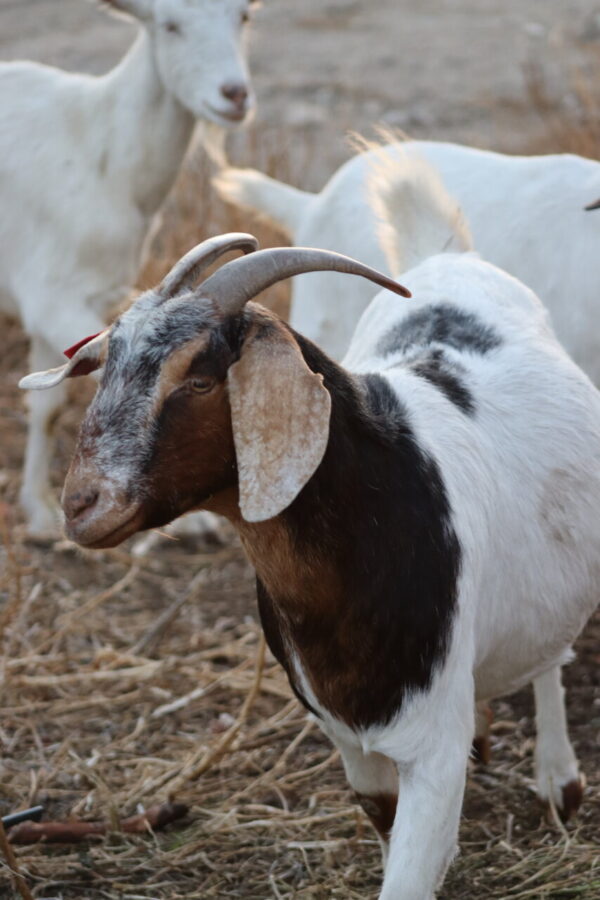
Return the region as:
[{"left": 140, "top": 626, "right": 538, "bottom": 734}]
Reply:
[
  {"left": 151, "top": 333, "right": 212, "bottom": 414},
  {"left": 354, "top": 791, "right": 398, "bottom": 841},
  {"left": 238, "top": 513, "right": 393, "bottom": 726}
]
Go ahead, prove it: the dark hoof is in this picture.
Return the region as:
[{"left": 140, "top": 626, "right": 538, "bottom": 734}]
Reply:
[
  {"left": 471, "top": 735, "right": 492, "bottom": 765},
  {"left": 558, "top": 778, "right": 584, "bottom": 822}
]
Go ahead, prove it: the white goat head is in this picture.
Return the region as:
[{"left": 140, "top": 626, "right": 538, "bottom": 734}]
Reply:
[{"left": 100, "top": 0, "right": 258, "bottom": 124}]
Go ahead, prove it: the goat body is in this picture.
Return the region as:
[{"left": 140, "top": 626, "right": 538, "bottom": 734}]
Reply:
[{"left": 24, "top": 166, "right": 600, "bottom": 895}]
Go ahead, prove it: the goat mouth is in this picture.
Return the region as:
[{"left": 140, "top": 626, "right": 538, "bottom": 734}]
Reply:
[
  {"left": 203, "top": 102, "right": 248, "bottom": 125},
  {"left": 68, "top": 507, "right": 144, "bottom": 550}
]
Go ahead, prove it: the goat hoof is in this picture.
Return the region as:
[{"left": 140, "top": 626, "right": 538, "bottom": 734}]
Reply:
[
  {"left": 557, "top": 778, "right": 584, "bottom": 822},
  {"left": 539, "top": 775, "right": 584, "bottom": 823},
  {"left": 471, "top": 735, "right": 492, "bottom": 765}
]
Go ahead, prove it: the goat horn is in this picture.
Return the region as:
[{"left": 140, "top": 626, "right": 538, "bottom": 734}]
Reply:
[
  {"left": 584, "top": 198, "right": 600, "bottom": 212},
  {"left": 198, "top": 247, "right": 412, "bottom": 315},
  {"left": 159, "top": 233, "right": 259, "bottom": 299}
]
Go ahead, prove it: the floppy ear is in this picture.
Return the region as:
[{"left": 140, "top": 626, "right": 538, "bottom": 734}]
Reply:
[
  {"left": 228, "top": 321, "right": 331, "bottom": 522},
  {"left": 19, "top": 330, "right": 110, "bottom": 390}
]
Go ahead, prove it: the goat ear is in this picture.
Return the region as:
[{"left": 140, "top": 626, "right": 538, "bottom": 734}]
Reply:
[
  {"left": 98, "top": 0, "right": 153, "bottom": 22},
  {"left": 228, "top": 320, "right": 331, "bottom": 522},
  {"left": 19, "top": 330, "right": 109, "bottom": 391}
]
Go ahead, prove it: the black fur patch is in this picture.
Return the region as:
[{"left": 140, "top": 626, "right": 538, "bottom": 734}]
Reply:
[
  {"left": 255, "top": 340, "right": 462, "bottom": 730},
  {"left": 378, "top": 303, "right": 501, "bottom": 358},
  {"left": 410, "top": 348, "right": 474, "bottom": 414}
]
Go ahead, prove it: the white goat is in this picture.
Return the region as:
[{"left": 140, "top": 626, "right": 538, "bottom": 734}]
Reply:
[
  {"left": 22, "top": 160, "right": 600, "bottom": 896},
  {"left": 215, "top": 139, "right": 600, "bottom": 368},
  {"left": 3, "top": 0, "right": 257, "bottom": 536}
]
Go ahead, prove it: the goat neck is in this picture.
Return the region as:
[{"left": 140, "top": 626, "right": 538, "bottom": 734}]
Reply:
[{"left": 100, "top": 30, "right": 195, "bottom": 218}]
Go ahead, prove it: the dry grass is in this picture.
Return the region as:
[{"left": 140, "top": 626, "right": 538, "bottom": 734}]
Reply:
[
  {"left": 1, "top": 72, "right": 600, "bottom": 899},
  {"left": 1, "top": 512, "right": 599, "bottom": 900},
  {"left": 504, "top": 59, "right": 600, "bottom": 159}
]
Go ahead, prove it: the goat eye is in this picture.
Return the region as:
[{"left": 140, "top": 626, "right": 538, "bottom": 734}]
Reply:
[
  {"left": 164, "top": 21, "right": 181, "bottom": 35},
  {"left": 190, "top": 376, "right": 215, "bottom": 394},
  {"left": 241, "top": 10, "right": 250, "bottom": 24}
]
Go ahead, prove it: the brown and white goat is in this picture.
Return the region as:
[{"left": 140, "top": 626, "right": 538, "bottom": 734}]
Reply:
[{"left": 21, "top": 232, "right": 600, "bottom": 898}]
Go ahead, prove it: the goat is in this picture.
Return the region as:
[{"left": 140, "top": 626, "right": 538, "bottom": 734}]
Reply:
[
  {"left": 214, "top": 139, "right": 600, "bottom": 369},
  {"left": 21, "top": 182, "right": 600, "bottom": 895},
  {"left": 2, "top": 0, "right": 257, "bottom": 537}
]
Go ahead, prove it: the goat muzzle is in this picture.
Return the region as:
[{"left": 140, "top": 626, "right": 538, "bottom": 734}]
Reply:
[{"left": 62, "top": 466, "right": 142, "bottom": 549}]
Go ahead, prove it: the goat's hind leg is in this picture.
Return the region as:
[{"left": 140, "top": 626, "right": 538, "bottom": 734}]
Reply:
[
  {"left": 472, "top": 700, "right": 493, "bottom": 764},
  {"left": 534, "top": 663, "right": 583, "bottom": 821}
]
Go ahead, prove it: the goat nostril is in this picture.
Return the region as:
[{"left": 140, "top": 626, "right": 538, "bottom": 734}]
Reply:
[
  {"left": 66, "top": 489, "right": 99, "bottom": 521},
  {"left": 220, "top": 82, "right": 248, "bottom": 108}
]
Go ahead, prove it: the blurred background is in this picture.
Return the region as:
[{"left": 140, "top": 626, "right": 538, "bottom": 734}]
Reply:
[{"left": 1, "top": 2, "right": 599, "bottom": 898}]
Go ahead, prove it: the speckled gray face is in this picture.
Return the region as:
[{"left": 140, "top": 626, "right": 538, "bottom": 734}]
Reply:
[{"left": 76, "top": 290, "right": 220, "bottom": 496}]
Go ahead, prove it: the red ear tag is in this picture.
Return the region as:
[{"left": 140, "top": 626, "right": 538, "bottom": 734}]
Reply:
[{"left": 63, "top": 332, "right": 102, "bottom": 359}]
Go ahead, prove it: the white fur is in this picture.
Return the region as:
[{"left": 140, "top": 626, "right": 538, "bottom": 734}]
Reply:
[
  {"left": 3, "top": 0, "right": 256, "bottom": 536},
  {"left": 214, "top": 139, "right": 600, "bottom": 368}
]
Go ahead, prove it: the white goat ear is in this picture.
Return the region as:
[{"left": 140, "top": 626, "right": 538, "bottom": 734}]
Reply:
[
  {"left": 19, "top": 330, "right": 109, "bottom": 391},
  {"left": 228, "top": 320, "right": 331, "bottom": 522},
  {"left": 98, "top": 0, "right": 153, "bottom": 22}
]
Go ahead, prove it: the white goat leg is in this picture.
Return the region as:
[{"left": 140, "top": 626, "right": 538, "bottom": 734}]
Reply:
[
  {"left": 329, "top": 737, "right": 398, "bottom": 865},
  {"left": 20, "top": 335, "right": 68, "bottom": 537},
  {"left": 19, "top": 301, "right": 108, "bottom": 538},
  {"left": 378, "top": 676, "right": 474, "bottom": 900},
  {"left": 533, "top": 664, "right": 583, "bottom": 820}
]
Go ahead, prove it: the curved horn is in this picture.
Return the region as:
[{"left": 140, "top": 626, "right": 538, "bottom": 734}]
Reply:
[
  {"left": 197, "top": 247, "right": 412, "bottom": 315},
  {"left": 159, "top": 233, "right": 259, "bottom": 299},
  {"left": 584, "top": 197, "right": 600, "bottom": 212}
]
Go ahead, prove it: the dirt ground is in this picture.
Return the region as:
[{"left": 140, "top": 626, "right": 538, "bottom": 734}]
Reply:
[{"left": 1, "top": 2, "right": 600, "bottom": 899}]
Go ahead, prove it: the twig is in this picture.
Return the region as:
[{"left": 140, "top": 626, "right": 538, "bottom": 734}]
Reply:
[
  {"left": 8, "top": 802, "right": 188, "bottom": 845},
  {"left": 0, "top": 818, "right": 34, "bottom": 900}
]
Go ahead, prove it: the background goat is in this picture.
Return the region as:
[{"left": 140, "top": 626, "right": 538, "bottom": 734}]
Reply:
[
  {"left": 214, "top": 139, "right": 600, "bottom": 369},
  {"left": 22, "top": 161, "right": 600, "bottom": 895},
  {"left": 1, "top": 0, "right": 257, "bottom": 537}
]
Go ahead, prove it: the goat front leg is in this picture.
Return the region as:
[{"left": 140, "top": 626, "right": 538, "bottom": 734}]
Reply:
[
  {"left": 330, "top": 738, "right": 398, "bottom": 866},
  {"left": 20, "top": 335, "right": 69, "bottom": 538},
  {"left": 377, "top": 682, "right": 474, "bottom": 900},
  {"left": 20, "top": 305, "right": 107, "bottom": 539},
  {"left": 533, "top": 663, "right": 583, "bottom": 821}
]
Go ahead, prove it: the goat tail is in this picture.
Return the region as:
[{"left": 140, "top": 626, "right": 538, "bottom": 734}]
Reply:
[
  {"left": 366, "top": 146, "right": 473, "bottom": 278},
  {"left": 213, "top": 168, "right": 314, "bottom": 238}
]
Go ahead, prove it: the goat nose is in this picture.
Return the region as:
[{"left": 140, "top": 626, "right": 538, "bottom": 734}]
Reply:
[
  {"left": 63, "top": 488, "right": 99, "bottom": 522},
  {"left": 220, "top": 82, "right": 248, "bottom": 109}
]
